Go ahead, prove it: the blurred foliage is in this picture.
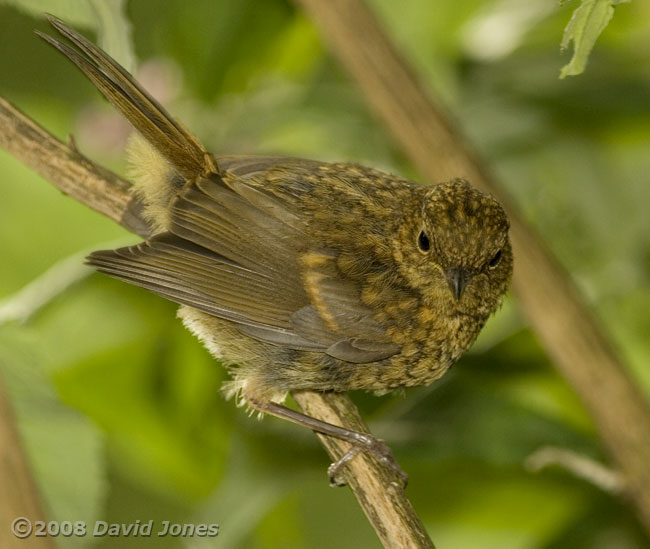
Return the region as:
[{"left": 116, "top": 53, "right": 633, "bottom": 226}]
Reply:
[{"left": 1, "top": 0, "right": 649, "bottom": 548}]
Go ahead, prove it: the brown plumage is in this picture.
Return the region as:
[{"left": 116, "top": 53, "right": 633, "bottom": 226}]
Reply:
[{"left": 39, "top": 16, "right": 512, "bottom": 480}]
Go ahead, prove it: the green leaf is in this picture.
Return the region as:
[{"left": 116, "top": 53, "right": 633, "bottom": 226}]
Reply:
[
  {"left": 0, "top": 0, "right": 136, "bottom": 71},
  {"left": 0, "top": 0, "right": 96, "bottom": 27},
  {"left": 50, "top": 302, "right": 232, "bottom": 501},
  {"left": 0, "top": 325, "right": 107, "bottom": 549},
  {"left": 559, "top": 0, "right": 623, "bottom": 78}
]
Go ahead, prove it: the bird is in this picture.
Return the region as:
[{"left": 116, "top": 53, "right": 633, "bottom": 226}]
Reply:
[{"left": 38, "top": 15, "right": 512, "bottom": 483}]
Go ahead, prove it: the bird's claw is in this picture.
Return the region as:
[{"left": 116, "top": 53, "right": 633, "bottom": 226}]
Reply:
[{"left": 327, "top": 437, "right": 408, "bottom": 488}]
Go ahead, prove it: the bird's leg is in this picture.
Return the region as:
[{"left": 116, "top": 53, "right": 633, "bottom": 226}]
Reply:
[{"left": 248, "top": 399, "right": 407, "bottom": 487}]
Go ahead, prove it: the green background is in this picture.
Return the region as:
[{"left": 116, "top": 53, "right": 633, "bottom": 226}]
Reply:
[{"left": 1, "top": 0, "right": 649, "bottom": 547}]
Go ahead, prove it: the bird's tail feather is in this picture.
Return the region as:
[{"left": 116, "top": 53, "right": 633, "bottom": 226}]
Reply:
[{"left": 37, "top": 14, "right": 217, "bottom": 180}]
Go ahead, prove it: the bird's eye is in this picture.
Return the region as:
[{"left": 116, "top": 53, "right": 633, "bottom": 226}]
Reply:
[
  {"left": 488, "top": 249, "right": 502, "bottom": 268},
  {"left": 417, "top": 231, "right": 431, "bottom": 253}
]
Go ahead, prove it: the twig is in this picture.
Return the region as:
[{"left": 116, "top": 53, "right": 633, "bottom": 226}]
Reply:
[
  {"left": 293, "top": 0, "right": 650, "bottom": 535},
  {"left": 526, "top": 446, "right": 625, "bottom": 494},
  {"left": 0, "top": 97, "right": 435, "bottom": 548},
  {"left": 0, "top": 98, "right": 139, "bottom": 234},
  {"left": 0, "top": 376, "right": 56, "bottom": 549},
  {"left": 0, "top": 251, "right": 90, "bottom": 324}
]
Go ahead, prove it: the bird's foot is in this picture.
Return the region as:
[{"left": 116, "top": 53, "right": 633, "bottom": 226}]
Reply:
[{"left": 327, "top": 434, "right": 408, "bottom": 488}]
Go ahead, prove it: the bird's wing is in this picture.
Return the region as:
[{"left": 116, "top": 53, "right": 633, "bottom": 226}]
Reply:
[
  {"left": 40, "top": 15, "right": 399, "bottom": 363},
  {"left": 89, "top": 171, "right": 401, "bottom": 363}
]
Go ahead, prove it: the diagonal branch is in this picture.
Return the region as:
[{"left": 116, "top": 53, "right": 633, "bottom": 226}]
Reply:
[
  {"left": 293, "top": 0, "right": 650, "bottom": 535},
  {"left": 0, "top": 96, "right": 434, "bottom": 549}
]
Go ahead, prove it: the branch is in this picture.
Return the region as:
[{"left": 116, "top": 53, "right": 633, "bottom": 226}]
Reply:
[
  {"left": 0, "top": 97, "right": 434, "bottom": 548},
  {"left": 294, "top": 392, "right": 434, "bottom": 548},
  {"left": 0, "top": 376, "right": 55, "bottom": 549},
  {"left": 293, "top": 0, "right": 650, "bottom": 535}
]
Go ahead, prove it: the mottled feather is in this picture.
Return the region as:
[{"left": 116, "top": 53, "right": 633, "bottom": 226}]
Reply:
[{"left": 42, "top": 16, "right": 513, "bottom": 406}]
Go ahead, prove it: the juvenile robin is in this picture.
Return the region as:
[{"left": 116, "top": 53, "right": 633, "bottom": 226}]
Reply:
[{"left": 39, "top": 16, "right": 512, "bottom": 482}]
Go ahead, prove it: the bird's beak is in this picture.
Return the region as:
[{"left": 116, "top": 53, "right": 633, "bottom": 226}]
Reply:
[{"left": 445, "top": 267, "right": 472, "bottom": 301}]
